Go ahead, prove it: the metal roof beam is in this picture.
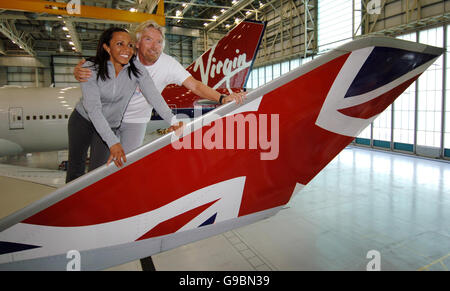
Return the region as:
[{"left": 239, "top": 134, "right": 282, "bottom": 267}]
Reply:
[
  {"left": 0, "top": 40, "right": 5, "bottom": 55},
  {"left": 170, "top": 0, "right": 196, "bottom": 25},
  {"left": 63, "top": 18, "right": 82, "bottom": 53},
  {"left": 0, "top": 14, "right": 130, "bottom": 25},
  {"left": 0, "top": 20, "right": 35, "bottom": 56},
  {"left": 165, "top": 1, "right": 232, "bottom": 10},
  {"left": 134, "top": 0, "right": 160, "bottom": 13},
  {"left": 205, "top": 0, "right": 255, "bottom": 32},
  {"left": 0, "top": 0, "right": 165, "bottom": 25}
]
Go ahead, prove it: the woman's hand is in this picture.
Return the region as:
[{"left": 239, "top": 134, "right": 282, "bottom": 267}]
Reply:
[{"left": 107, "top": 143, "right": 127, "bottom": 168}]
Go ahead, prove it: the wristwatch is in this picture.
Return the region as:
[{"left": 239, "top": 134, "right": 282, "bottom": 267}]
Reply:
[{"left": 219, "top": 94, "right": 226, "bottom": 104}]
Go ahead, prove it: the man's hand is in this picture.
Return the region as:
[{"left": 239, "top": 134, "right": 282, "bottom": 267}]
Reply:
[
  {"left": 223, "top": 91, "right": 247, "bottom": 105},
  {"left": 107, "top": 143, "right": 127, "bottom": 168},
  {"left": 167, "top": 121, "right": 185, "bottom": 137},
  {"left": 182, "top": 77, "right": 247, "bottom": 106},
  {"left": 74, "top": 58, "right": 92, "bottom": 82}
]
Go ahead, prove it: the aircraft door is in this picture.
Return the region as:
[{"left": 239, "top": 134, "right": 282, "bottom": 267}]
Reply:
[{"left": 9, "top": 107, "right": 24, "bottom": 130}]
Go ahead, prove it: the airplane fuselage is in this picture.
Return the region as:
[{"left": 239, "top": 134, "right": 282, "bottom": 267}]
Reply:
[
  {"left": 0, "top": 86, "right": 219, "bottom": 157},
  {"left": 0, "top": 87, "right": 79, "bottom": 156}
]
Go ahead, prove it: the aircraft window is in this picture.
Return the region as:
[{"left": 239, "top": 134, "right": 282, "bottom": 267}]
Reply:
[
  {"left": 26, "top": 116, "right": 30, "bottom": 120},
  {"left": 33, "top": 116, "right": 37, "bottom": 120},
  {"left": 17, "top": 116, "right": 21, "bottom": 121},
  {"left": 52, "top": 115, "right": 56, "bottom": 119},
  {"left": 65, "top": 114, "right": 69, "bottom": 119},
  {"left": 58, "top": 114, "right": 62, "bottom": 119},
  {"left": 46, "top": 115, "right": 49, "bottom": 119},
  {"left": 39, "top": 115, "right": 43, "bottom": 120}
]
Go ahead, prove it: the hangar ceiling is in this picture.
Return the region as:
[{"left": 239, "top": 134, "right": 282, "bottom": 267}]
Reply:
[
  {"left": 0, "top": 0, "right": 268, "bottom": 57},
  {"left": 0, "top": 0, "right": 449, "bottom": 64}
]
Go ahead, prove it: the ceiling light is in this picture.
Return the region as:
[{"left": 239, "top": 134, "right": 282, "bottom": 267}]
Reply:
[
  {"left": 130, "top": 8, "right": 137, "bottom": 12},
  {"left": 62, "top": 26, "right": 69, "bottom": 31}
]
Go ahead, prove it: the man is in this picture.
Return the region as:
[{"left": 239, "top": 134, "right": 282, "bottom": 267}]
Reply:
[{"left": 74, "top": 20, "right": 246, "bottom": 155}]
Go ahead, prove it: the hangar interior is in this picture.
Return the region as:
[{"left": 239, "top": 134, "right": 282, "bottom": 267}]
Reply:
[
  {"left": 0, "top": 0, "right": 450, "bottom": 160},
  {"left": 0, "top": 0, "right": 450, "bottom": 271}
]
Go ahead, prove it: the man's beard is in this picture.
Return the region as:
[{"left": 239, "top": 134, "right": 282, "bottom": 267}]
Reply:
[{"left": 143, "top": 50, "right": 160, "bottom": 64}]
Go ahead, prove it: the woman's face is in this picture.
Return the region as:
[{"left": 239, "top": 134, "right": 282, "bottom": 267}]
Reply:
[{"left": 103, "top": 31, "right": 134, "bottom": 66}]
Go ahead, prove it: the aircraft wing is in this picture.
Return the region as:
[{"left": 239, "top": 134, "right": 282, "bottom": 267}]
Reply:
[{"left": 0, "top": 36, "right": 443, "bottom": 270}]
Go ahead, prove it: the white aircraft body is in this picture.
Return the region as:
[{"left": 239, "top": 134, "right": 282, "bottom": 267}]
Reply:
[{"left": 0, "top": 86, "right": 79, "bottom": 156}]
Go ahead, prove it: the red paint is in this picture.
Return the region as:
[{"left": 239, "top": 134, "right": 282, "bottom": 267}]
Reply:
[
  {"left": 338, "top": 75, "right": 420, "bottom": 119},
  {"left": 22, "top": 48, "right": 428, "bottom": 229},
  {"left": 161, "top": 21, "right": 265, "bottom": 109},
  {"left": 23, "top": 54, "right": 351, "bottom": 227}
]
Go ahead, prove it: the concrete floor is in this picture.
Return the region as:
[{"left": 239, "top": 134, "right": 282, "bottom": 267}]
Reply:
[{"left": 1, "top": 146, "right": 450, "bottom": 271}]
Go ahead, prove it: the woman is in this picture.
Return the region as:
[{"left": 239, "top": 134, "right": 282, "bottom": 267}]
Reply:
[{"left": 66, "top": 27, "right": 181, "bottom": 183}]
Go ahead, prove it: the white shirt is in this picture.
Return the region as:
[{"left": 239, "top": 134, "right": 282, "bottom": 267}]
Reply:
[{"left": 122, "top": 53, "right": 191, "bottom": 123}]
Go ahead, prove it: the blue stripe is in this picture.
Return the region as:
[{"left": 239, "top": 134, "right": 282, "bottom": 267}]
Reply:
[
  {"left": 373, "top": 140, "right": 391, "bottom": 149},
  {"left": 355, "top": 137, "right": 370, "bottom": 146},
  {"left": 445, "top": 148, "right": 450, "bottom": 157},
  {"left": 151, "top": 107, "right": 217, "bottom": 120},
  {"left": 394, "top": 142, "right": 414, "bottom": 152},
  {"left": 0, "top": 241, "right": 41, "bottom": 255},
  {"left": 345, "top": 47, "right": 437, "bottom": 98},
  {"left": 199, "top": 213, "right": 217, "bottom": 227}
]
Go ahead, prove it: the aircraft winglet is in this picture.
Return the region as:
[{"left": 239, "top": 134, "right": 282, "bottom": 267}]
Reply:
[
  {"left": 160, "top": 20, "right": 266, "bottom": 110},
  {"left": 0, "top": 36, "right": 443, "bottom": 270}
]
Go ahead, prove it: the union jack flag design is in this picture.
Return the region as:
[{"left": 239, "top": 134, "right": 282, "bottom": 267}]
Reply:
[{"left": 0, "top": 37, "right": 443, "bottom": 270}]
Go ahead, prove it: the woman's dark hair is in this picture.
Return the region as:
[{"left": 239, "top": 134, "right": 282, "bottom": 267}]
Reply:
[{"left": 88, "top": 27, "right": 141, "bottom": 81}]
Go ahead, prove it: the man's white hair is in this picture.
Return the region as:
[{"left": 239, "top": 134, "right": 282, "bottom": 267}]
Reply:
[{"left": 134, "top": 20, "right": 166, "bottom": 48}]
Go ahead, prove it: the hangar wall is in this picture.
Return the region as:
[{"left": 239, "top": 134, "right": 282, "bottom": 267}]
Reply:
[
  {"left": 1, "top": 0, "right": 449, "bottom": 160},
  {"left": 247, "top": 0, "right": 450, "bottom": 161}
]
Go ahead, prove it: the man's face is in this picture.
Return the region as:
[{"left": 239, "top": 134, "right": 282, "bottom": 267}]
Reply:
[{"left": 136, "top": 27, "right": 164, "bottom": 66}]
